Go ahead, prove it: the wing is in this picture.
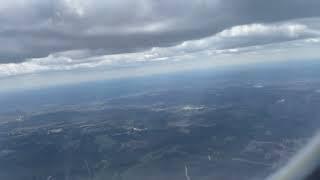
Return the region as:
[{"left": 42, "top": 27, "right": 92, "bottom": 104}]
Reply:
[{"left": 267, "top": 132, "right": 320, "bottom": 180}]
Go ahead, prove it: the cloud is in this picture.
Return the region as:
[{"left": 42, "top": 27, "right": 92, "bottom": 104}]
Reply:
[
  {"left": 174, "top": 22, "right": 318, "bottom": 51},
  {"left": 1, "top": 18, "right": 319, "bottom": 78},
  {"left": 1, "top": 0, "right": 320, "bottom": 63},
  {"left": 217, "top": 24, "right": 308, "bottom": 38},
  {"left": 1, "top": 1, "right": 320, "bottom": 92}
]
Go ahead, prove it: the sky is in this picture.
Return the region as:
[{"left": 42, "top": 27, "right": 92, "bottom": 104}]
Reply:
[{"left": 1, "top": 0, "right": 320, "bottom": 92}]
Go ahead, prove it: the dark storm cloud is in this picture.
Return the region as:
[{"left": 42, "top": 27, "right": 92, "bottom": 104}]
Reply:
[{"left": 0, "top": 0, "right": 320, "bottom": 63}]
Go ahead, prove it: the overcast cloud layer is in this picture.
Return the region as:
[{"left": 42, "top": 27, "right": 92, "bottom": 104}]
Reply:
[
  {"left": 1, "top": 0, "right": 320, "bottom": 91},
  {"left": 1, "top": 0, "right": 320, "bottom": 63}
]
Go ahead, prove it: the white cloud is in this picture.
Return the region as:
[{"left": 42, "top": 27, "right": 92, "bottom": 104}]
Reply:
[
  {"left": 305, "top": 38, "right": 320, "bottom": 43},
  {"left": 216, "top": 23, "right": 308, "bottom": 38},
  {"left": 1, "top": 0, "right": 320, "bottom": 63},
  {"left": 1, "top": 37, "right": 320, "bottom": 93},
  {"left": 0, "top": 18, "right": 320, "bottom": 79},
  {"left": 0, "top": 62, "right": 49, "bottom": 77},
  {"left": 62, "top": 0, "right": 87, "bottom": 17}
]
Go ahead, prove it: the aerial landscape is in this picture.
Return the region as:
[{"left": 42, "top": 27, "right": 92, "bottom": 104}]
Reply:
[
  {"left": 0, "top": 61, "right": 320, "bottom": 180},
  {"left": 1, "top": 0, "right": 320, "bottom": 180}
]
